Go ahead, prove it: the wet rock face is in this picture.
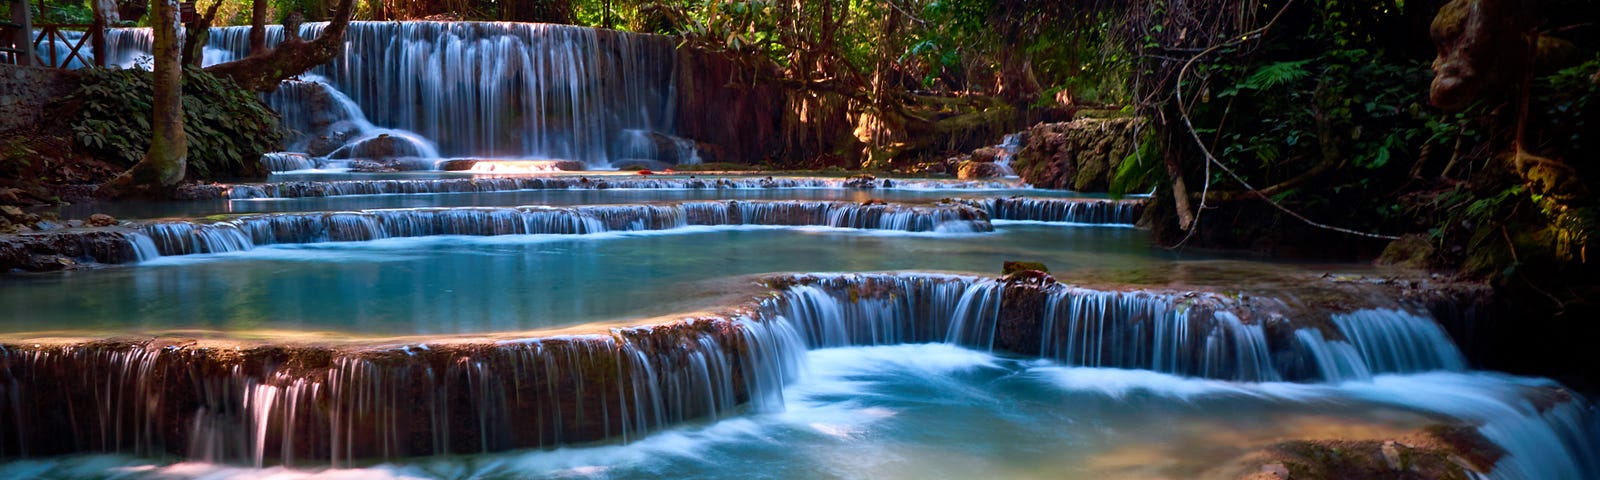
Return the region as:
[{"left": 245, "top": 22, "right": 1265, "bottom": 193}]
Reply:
[
  {"left": 329, "top": 135, "right": 426, "bottom": 162},
  {"left": 994, "top": 272, "right": 1056, "bottom": 354},
  {"left": 1429, "top": 0, "right": 1527, "bottom": 111},
  {"left": 0, "top": 230, "right": 144, "bottom": 271},
  {"left": 957, "top": 160, "right": 1006, "bottom": 180},
  {"left": 1014, "top": 117, "right": 1144, "bottom": 191}
]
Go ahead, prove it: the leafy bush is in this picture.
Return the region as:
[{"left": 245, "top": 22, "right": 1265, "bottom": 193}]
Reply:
[{"left": 68, "top": 66, "right": 283, "bottom": 180}]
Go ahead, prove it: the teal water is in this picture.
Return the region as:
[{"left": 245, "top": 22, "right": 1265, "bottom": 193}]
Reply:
[{"left": 0, "top": 223, "right": 1165, "bottom": 335}]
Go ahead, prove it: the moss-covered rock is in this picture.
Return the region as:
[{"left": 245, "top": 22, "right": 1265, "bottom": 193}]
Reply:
[
  {"left": 1378, "top": 234, "right": 1440, "bottom": 269},
  {"left": 1014, "top": 117, "right": 1145, "bottom": 191}
]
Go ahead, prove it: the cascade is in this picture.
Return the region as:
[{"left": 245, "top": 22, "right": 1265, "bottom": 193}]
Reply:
[
  {"left": 0, "top": 318, "right": 808, "bottom": 464},
  {"left": 105, "top": 22, "right": 680, "bottom": 167},
  {"left": 0, "top": 272, "right": 1595, "bottom": 479},
  {"left": 764, "top": 274, "right": 1475, "bottom": 383},
  {"left": 211, "top": 177, "right": 1026, "bottom": 200},
  {"left": 991, "top": 133, "right": 1023, "bottom": 177},
  {"left": 266, "top": 78, "right": 441, "bottom": 170},
  {"left": 1331, "top": 308, "right": 1469, "bottom": 374},
  {"left": 960, "top": 197, "right": 1144, "bottom": 225},
  {"left": 126, "top": 201, "right": 990, "bottom": 258}
]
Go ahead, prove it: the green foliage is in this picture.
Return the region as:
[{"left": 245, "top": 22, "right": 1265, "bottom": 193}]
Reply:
[
  {"left": 32, "top": 0, "right": 94, "bottom": 24},
  {"left": 1537, "top": 55, "right": 1600, "bottom": 156},
  {"left": 1240, "top": 59, "right": 1312, "bottom": 91},
  {"left": 1109, "top": 131, "right": 1161, "bottom": 197},
  {"left": 68, "top": 66, "right": 284, "bottom": 180}
]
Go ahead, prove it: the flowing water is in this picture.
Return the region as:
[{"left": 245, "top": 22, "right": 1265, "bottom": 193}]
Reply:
[{"left": 7, "top": 20, "right": 1598, "bottom": 480}]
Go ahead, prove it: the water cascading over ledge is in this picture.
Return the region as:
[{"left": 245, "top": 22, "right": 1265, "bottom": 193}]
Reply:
[
  {"left": 0, "top": 272, "right": 1594, "bottom": 475},
  {"left": 0, "top": 201, "right": 989, "bottom": 270},
  {"left": 957, "top": 197, "right": 1145, "bottom": 225},
  {"left": 106, "top": 22, "right": 680, "bottom": 165},
  {"left": 191, "top": 176, "right": 1029, "bottom": 200},
  {"left": 763, "top": 273, "right": 1466, "bottom": 382},
  {"left": 130, "top": 200, "right": 990, "bottom": 257}
]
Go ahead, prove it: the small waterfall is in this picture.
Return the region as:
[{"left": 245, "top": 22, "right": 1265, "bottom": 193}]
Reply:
[
  {"left": 991, "top": 133, "right": 1023, "bottom": 177},
  {"left": 963, "top": 197, "right": 1144, "bottom": 225},
  {"left": 259, "top": 153, "right": 320, "bottom": 172},
  {"left": 132, "top": 201, "right": 991, "bottom": 257},
  {"left": 202, "top": 177, "right": 1026, "bottom": 200},
  {"left": 266, "top": 78, "right": 440, "bottom": 165},
  {"left": 767, "top": 274, "right": 1281, "bottom": 381},
  {"left": 1293, "top": 329, "right": 1373, "bottom": 382},
  {"left": 0, "top": 317, "right": 808, "bottom": 464},
  {"left": 1332, "top": 308, "right": 1468, "bottom": 374},
  {"left": 765, "top": 274, "right": 1483, "bottom": 383},
  {"left": 121, "top": 232, "right": 162, "bottom": 262}
]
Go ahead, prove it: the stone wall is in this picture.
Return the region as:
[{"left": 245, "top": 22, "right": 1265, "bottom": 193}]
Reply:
[{"left": 0, "top": 66, "right": 77, "bottom": 133}]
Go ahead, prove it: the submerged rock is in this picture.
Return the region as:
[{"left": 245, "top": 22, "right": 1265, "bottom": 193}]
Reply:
[{"left": 1232, "top": 425, "right": 1503, "bottom": 480}]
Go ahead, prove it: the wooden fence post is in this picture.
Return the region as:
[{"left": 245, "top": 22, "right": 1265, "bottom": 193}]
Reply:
[{"left": 6, "top": 0, "right": 33, "bottom": 66}]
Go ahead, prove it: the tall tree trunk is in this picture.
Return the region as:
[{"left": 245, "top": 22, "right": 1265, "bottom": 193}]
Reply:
[
  {"left": 249, "top": 0, "right": 267, "bottom": 55},
  {"left": 108, "top": 0, "right": 186, "bottom": 191}
]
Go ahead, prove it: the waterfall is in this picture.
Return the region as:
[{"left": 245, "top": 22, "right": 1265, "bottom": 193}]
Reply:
[
  {"left": 202, "top": 177, "right": 1028, "bottom": 200},
  {"left": 991, "top": 133, "right": 1023, "bottom": 177},
  {"left": 259, "top": 153, "right": 319, "bottom": 172},
  {"left": 105, "top": 22, "right": 679, "bottom": 166},
  {"left": 0, "top": 318, "right": 808, "bottom": 464},
  {"left": 1331, "top": 308, "right": 1468, "bottom": 374},
  {"left": 1293, "top": 329, "right": 1373, "bottom": 382},
  {"left": 1, "top": 272, "right": 1596, "bottom": 477},
  {"left": 129, "top": 201, "right": 991, "bottom": 258},
  {"left": 962, "top": 197, "right": 1144, "bottom": 225},
  {"left": 769, "top": 274, "right": 1281, "bottom": 381},
  {"left": 267, "top": 78, "right": 441, "bottom": 168}
]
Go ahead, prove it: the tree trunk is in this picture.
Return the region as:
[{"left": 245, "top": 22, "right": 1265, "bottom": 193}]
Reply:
[
  {"left": 108, "top": 0, "right": 186, "bottom": 191},
  {"left": 249, "top": 0, "right": 266, "bottom": 55},
  {"left": 182, "top": 0, "right": 222, "bottom": 66},
  {"left": 7, "top": 0, "right": 32, "bottom": 66},
  {"left": 205, "top": 0, "right": 356, "bottom": 92}
]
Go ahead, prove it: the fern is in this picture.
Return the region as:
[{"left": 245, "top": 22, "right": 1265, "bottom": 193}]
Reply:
[{"left": 1241, "top": 59, "right": 1314, "bottom": 90}]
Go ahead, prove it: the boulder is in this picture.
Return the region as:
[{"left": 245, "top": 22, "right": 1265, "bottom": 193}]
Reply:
[
  {"left": 957, "top": 160, "right": 1006, "bottom": 179},
  {"left": 1002, "top": 261, "right": 1049, "bottom": 275},
  {"left": 1013, "top": 117, "right": 1145, "bottom": 191},
  {"left": 329, "top": 134, "right": 426, "bottom": 162},
  {"left": 85, "top": 214, "right": 118, "bottom": 228}
]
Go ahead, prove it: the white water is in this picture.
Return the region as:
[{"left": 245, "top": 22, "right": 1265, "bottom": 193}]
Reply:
[
  {"left": 5, "top": 344, "right": 1593, "bottom": 479},
  {"left": 106, "top": 22, "right": 680, "bottom": 167}
]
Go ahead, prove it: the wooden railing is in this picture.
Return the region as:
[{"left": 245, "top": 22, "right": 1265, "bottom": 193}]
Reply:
[
  {"left": 0, "top": 19, "right": 24, "bottom": 64},
  {"left": 1, "top": 23, "right": 105, "bottom": 68},
  {"left": 30, "top": 23, "right": 104, "bottom": 67}
]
